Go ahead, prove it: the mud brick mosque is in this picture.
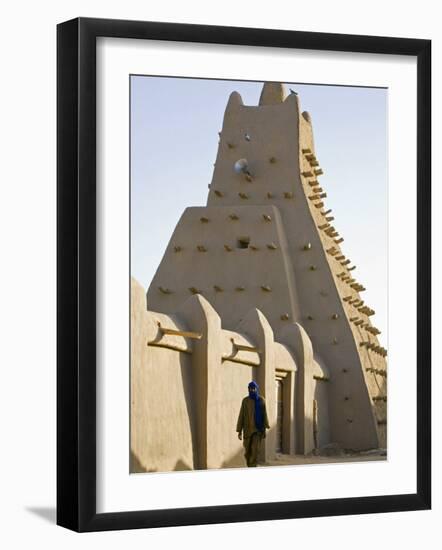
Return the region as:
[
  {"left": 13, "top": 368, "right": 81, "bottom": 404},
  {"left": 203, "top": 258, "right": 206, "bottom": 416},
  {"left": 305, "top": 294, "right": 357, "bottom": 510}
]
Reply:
[{"left": 130, "top": 82, "right": 387, "bottom": 473}]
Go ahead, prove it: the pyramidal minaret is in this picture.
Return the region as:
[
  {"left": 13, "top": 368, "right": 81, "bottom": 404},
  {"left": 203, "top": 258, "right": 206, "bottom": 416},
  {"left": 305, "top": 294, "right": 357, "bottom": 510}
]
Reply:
[{"left": 146, "top": 82, "right": 387, "bottom": 451}]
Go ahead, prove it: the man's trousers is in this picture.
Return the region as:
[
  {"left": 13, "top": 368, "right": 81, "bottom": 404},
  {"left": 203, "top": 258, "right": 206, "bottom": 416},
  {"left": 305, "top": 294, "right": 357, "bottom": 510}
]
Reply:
[{"left": 243, "top": 432, "right": 264, "bottom": 467}]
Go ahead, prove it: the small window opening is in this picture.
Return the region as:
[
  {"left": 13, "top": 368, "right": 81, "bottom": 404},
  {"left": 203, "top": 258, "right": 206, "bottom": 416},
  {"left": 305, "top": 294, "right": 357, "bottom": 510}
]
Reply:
[{"left": 237, "top": 237, "right": 250, "bottom": 249}]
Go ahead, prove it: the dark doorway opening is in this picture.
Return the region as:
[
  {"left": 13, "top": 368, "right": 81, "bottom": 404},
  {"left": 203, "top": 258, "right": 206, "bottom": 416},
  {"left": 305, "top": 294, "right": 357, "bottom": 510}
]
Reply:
[{"left": 276, "top": 379, "right": 283, "bottom": 453}]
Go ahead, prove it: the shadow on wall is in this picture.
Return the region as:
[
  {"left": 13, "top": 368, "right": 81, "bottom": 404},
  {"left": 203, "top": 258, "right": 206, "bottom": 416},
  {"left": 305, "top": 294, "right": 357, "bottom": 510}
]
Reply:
[
  {"left": 131, "top": 365, "right": 306, "bottom": 474},
  {"left": 175, "top": 459, "right": 193, "bottom": 471},
  {"left": 221, "top": 446, "right": 249, "bottom": 469},
  {"left": 131, "top": 450, "right": 194, "bottom": 473},
  {"left": 130, "top": 450, "right": 157, "bottom": 473},
  {"left": 130, "top": 438, "right": 248, "bottom": 473},
  {"left": 131, "top": 422, "right": 285, "bottom": 474},
  {"left": 130, "top": 398, "right": 306, "bottom": 473},
  {"left": 178, "top": 349, "right": 199, "bottom": 468}
]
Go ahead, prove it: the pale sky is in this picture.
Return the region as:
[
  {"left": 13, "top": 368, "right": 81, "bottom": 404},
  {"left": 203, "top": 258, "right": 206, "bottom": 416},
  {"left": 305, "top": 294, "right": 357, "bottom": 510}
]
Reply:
[{"left": 130, "top": 76, "right": 388, "bottom": 346}]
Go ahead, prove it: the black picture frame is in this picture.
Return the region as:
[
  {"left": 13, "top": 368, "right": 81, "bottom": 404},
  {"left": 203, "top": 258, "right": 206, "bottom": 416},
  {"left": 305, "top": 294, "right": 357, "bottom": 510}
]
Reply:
[{"left": 57, "top": 17, "right": 431, "bottom": 532}]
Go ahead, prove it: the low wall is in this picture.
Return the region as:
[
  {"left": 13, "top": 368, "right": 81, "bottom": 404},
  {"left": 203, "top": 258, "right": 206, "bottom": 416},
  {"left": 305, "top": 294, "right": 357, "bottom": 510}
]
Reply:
[
  {"left": 131, "top": 277, "right": 303, "bottom": 473},
  {"left": 131, "top": 279, "right": 195, "bottom": 472}
]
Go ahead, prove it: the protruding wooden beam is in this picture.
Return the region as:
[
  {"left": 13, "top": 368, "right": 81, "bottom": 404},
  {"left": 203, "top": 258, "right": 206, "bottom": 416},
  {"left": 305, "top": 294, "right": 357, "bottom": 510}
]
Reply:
[
  {"left": 351, "top": 283, "right": 365, "bottom": 291},
  {"left": 158, "top": 324, "right": 202, "bottom": 340},
  {"left": 366, "top": 368, "right": 387, "bottom": 377},
  {"left": 372, "top": 396, "right": 387, "bottom": 402},
  {"left": 158, "top": 286, "right": 173, "bottom": 294},
  {"left": 313, "top": 375, "right": 330, "bottom": 381},
  {"left": 230, "top": 338, "right": 261, "bottom": 353}
]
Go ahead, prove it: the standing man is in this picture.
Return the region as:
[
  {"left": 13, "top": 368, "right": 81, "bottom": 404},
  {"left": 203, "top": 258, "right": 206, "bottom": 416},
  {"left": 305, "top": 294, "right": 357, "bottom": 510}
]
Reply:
[{"left": 236, "top": 381, "right": 270, "bottom": 467}]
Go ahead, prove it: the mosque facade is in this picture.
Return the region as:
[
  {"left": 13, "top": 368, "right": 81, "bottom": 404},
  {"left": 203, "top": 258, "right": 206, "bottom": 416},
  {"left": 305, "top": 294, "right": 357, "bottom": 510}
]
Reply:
[{"left": 130, "top": 82, "right": 387, "bottom": 473}]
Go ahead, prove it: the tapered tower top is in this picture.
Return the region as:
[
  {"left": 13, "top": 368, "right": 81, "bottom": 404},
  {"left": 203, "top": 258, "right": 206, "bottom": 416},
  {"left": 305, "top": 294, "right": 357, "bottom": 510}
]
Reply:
[{"left": 258, "top": 82, "right": 287, "bottom": 105}]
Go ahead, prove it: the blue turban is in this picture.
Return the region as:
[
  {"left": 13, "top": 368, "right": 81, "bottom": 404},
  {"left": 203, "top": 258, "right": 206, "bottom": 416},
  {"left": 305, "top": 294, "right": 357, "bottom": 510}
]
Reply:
[{"left": 248, "top": 381, "right": 264, "bottom": 432}]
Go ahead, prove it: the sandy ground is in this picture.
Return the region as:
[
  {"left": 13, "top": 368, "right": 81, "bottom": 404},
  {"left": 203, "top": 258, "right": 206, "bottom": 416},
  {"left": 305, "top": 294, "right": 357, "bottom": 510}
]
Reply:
[{"left": 262, "top": 450, "right": 387, "bottom": 467}]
